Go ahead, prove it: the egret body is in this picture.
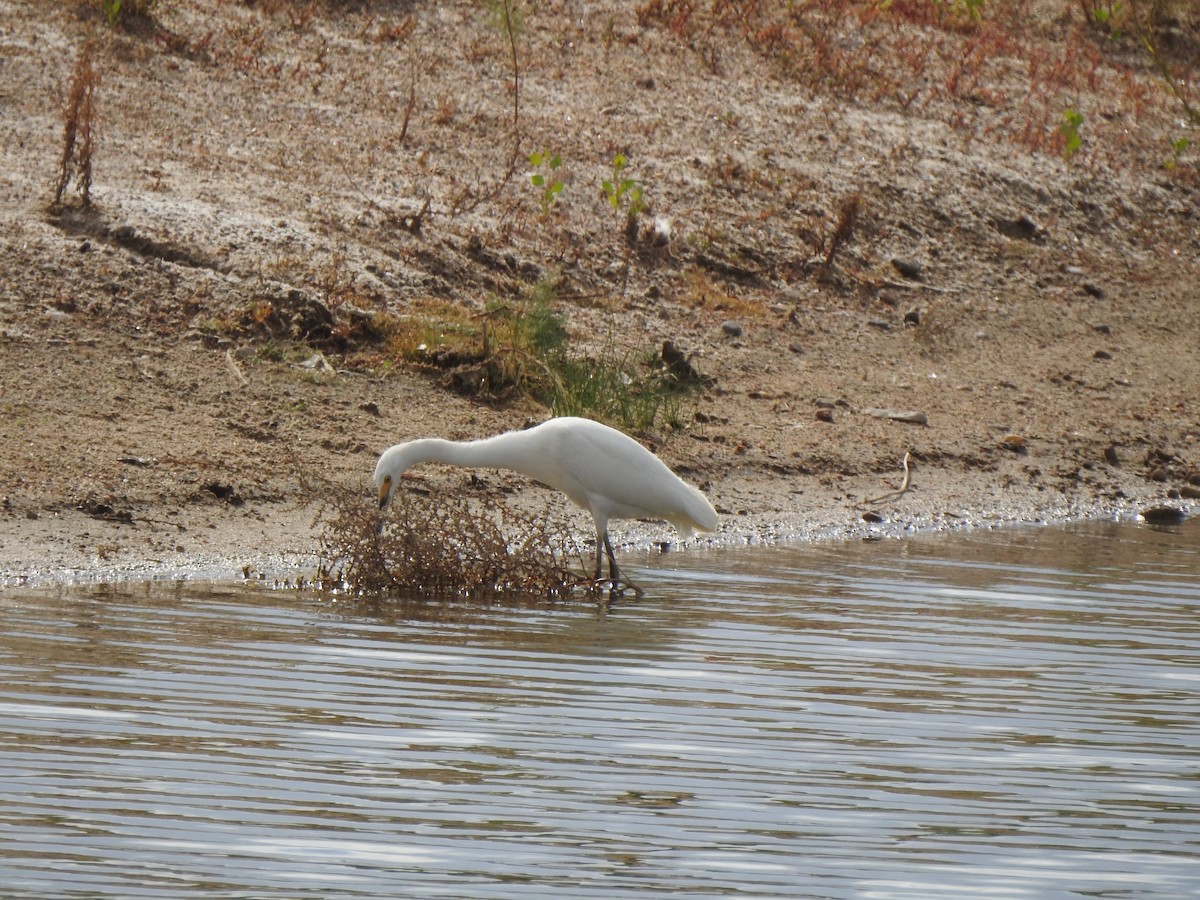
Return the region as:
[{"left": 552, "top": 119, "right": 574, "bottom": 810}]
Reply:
[{"left": 374, "top": 416, "right": 718, "bottom": 585}]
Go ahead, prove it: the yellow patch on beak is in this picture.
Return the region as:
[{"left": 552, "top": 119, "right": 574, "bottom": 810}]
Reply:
[{"left": 378, "top": 476, "right": 392, "bottom": 510}]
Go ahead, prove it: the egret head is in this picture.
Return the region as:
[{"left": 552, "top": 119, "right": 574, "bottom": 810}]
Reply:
[{"left": 373, "top": 447, "right": 403, "bottom": 510}]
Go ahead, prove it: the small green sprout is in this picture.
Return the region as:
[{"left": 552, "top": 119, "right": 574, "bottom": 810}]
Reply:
[
  {"left": 528, "top": 151, "right": 564, "bottom": 216},
  {"left": 601, "top": 153, "right": 645, "bottom": 218},
  {"left": 1164, "top": 135, "right": 1189, "bottom": 170},
  {"left": 1060, "top": 109, "right": 1084, "bottom": 162}
]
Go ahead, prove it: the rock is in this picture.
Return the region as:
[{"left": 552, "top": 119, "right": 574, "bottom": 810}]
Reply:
[
  {"left": 1083, "top": 283, "right": 1105, "bottom": 298},
  {"left": 1093, "top": 349, "right": 1112, "bottom": 360},
  {"left": 661, "top": 340, "right": 707, "bottom": 386},
  {"left": 998, "top": 433, "right": 1027, "bottom": 453},
  {"left": 903, "top": 308, "right": 921, "bottom": 326},
  {"left": 890, "top": 257, "right": 924, "bottom": 281},
  {"left": 1141, "top": 505, "right": 1187, "bottom": 524},
  {"left": 994, "top": 215, "right": 1045, "bottom": 242},
  {"left": 117, "top": 456, "right": 155, "bottom": 467},
  {"left": 861, "top": 511, "right": 885, "bottom": 523},
  {"left": 721, "top": 320, "right": 743, "bottom": 338},
  {"left": 296, "top": 352, "right": 335, "bottom": 374},
  {"left": 205, "top": 482, "right": 244, "bottom": 506},
  {"left": 815, "top": 407, "right": 834, "bottom": 423},
  {"left": 864, "top": 407, "right": 928, "bottom": 425},
  {"left": 1103, "top": 445, "right": 1120, "bottom": 466},
  {"left": 649, "top": 215, "right": 672, "bottom": 247}
]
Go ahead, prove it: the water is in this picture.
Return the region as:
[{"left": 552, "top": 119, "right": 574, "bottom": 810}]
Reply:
[{"left": 1, "top": 520, "right": 1198, "bottom": 898}]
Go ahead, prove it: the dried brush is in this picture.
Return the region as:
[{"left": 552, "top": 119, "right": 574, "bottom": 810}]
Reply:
[
  {"left": 54, "top": 42, "right": 99, "bottom": 209},
  {"left": 310, "top": 474, "right": 591, "bottom": 600},
  {"left": 823, "top": 193, "right": 862, "bottom": 269}
]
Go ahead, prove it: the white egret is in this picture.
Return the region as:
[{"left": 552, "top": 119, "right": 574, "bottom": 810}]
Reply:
[{"left": 374, "top": 416, "right": 718, "bottom": 586}]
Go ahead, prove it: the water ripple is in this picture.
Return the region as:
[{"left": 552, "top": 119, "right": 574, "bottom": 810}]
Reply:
[{"left": 1, "top": 521, "right": 1198, "bottom": 897}]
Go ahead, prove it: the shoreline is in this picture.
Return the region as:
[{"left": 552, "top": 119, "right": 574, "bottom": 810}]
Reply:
[{"left": 3, "top": 469, "right": 1184, "bottom": 589}]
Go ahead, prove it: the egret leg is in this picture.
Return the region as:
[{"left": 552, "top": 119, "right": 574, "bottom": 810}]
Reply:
[
  {"left": 602, "top": 534, "right": 643, "bottom": 596},
  {"left": 593, "top": 536, "right": 604, "bottom": 582},
  {"left": 591, "top": 532, "right": 641, "bottom": 596},
  {"left": 604, "top": 533, "right": 621, "bottom": 584}
]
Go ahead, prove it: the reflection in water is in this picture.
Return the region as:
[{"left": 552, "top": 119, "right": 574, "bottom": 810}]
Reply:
[{"left": 0, "top": 520, "right": 1198, "bottom": 898}]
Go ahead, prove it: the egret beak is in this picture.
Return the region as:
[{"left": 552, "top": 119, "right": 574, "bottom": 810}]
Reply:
[{"left": 374, "top": 477, "right": 392, "bottom": 537}]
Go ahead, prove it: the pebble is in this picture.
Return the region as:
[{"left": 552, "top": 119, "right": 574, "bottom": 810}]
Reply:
[
  {"left": 721, "top": 320, "right": 743, "bottom": 338},
  {"left": 903, "top": 308, "right": 921, "bottom": 326}
]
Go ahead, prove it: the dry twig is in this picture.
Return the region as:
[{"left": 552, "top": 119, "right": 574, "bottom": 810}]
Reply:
[{"left": 855, "top": 450, "right": 913, "bottom": 509}]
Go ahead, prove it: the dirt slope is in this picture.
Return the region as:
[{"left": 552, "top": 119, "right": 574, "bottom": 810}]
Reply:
[{"left": 1, "top": 0, "right": 1197, "bottom": 583}]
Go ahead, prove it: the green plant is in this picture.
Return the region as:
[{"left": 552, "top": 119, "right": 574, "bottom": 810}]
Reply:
[
  {"left": 483, "top": 0, "right": 525, "bottom": 178},
  {"left": 1127, "top": 0, "right": 1200, "bottom": 126},
  {"left": 544, "top": 351, "right": 689, "bottom": 430},
  {"left": 528, "top": 151, "right": 564, "bottom": 216},
  {"left": 601, "top": 153, "right": 645, "bottom": 218},
  {"left": 601, "top": 154, "right": 648, "bottom": 295},
  {"left": 485, "top": 282, "right": 569, "bottom": 362},
  {"left": 473, "top": 274, "right": 699, "bottom": 431},
  {"left": 934, "top": 0, "right": 987, "bottom": 22},
  {"left": 1164, "top": 135, "right": 1190, "bottom": 169},
  {"left": 1060, "top": 108, "right": 1085, "bottom": 161},
  {"left": 100, "top": 0, "right": 159, "bottom": 27},
  {"left": 1079, "top": 0, "right": 1124, "bottom": 34}
]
